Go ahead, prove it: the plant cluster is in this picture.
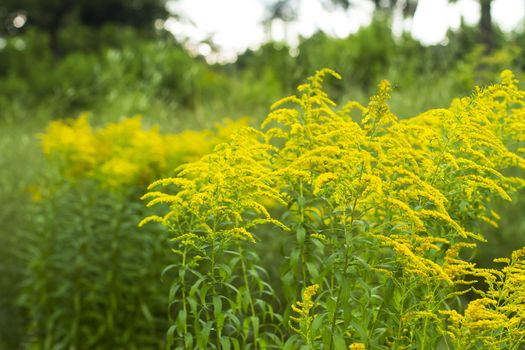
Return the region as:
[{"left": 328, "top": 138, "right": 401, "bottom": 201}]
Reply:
[
  {"left": 143, "top": 69, "right": 525, "bottom": 349},
  {"left": 16, "top": 116, "right": 248, "bottom": 349},
  {"left": 39, "top": 114, "right": 248, "bottom": 189}
]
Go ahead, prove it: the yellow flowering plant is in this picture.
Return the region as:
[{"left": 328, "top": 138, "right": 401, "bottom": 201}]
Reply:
[
  {"left": 141, "top": 126, "right": 288, "bottom": 349},
  {"left": 288, "top": 284, "right": 321, "bottom": 346},
  {"left": 19, "top": 115, "right": 250, "bottom": 349},
  {"left": 440, "top": 247, "right": 525, "bottom": 349},
  {"left": 143, "top": 69, "right": 525, "bottom": 349},
  {"left": 39, "top": 114, "right": 249, "bottom": 190}
]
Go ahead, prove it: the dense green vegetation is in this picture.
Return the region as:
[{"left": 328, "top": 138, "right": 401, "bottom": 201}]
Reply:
[{"left": 1, "top": 2, "right": 525, "bottom": 348}]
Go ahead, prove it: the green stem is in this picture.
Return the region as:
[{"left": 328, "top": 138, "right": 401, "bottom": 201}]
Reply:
[
  {"left": 290, "top": 179, "right": 311, "bottom": 344},
  {"left": 328, "top": 198, "right": 358, "bottom": 349},
  {"left": 181, "top": 247, "right": 188, "bottom": 335},
  {"left": 298, "top": 181, "right": 307, "bottom": 287},
  {"left": 393, "top": 278, "right": 408, "bottom": 350},
  {"left": 210, "top": 210, "right": 222, "bottom": 350},
  {"left": 210, "top": 237, "right": 222, "bottom": 350},
  {"left": 238, "top": 243, "right": 258, "bottom": 350}
]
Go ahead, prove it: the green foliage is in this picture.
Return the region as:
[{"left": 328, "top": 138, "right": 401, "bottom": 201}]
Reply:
[
  {"left": 297, "top": 19, "right": 396, "bottom": 90},
  {"left": 0, "top": 29, "right": 205, "bottom": 119},
  {"left": 0, "top": 122, "right": 43, "bottom": 350},
  {"left": 2, "top": 11, "right": 525, "bottom": 349},
  {"left": 0, "top": 0, "right": 167, "bottom": 60},
  {"left": 0, "top": 114, "right": 256, "bottom": 349},
  {"left": 18, "top": 181, "right": 171, "bottom": 349},
  {"left": 143, "top": 69, "right": 525, "bottom": 348},
  {"left": 2, "top": 17, "right": 523, "bottom": 126},
  {"left": 1, "top": 0, "right": 167, "bottom": 31},
  {"left": 0, "top": 27, "right": 287, "bottom": 126}
]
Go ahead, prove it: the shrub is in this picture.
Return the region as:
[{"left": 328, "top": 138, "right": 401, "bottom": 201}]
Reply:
[
  {"left": 18, "top": 116, "right": 248, "bottom": 349},
  {"left": 143, "top": 69, "right": 525, "bottom": 349}
]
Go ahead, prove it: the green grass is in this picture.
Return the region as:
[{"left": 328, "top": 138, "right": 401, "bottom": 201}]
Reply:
[{"left": 0, "top": 119, "right": 45, "bottom": 349}]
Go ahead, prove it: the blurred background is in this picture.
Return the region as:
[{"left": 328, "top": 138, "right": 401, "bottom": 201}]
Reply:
[
  {"left": 1, "top": 0, "right": 524, "bottom": 349},
  {"left": 2, "top": 0, "right": 525, "bottom": 124}
]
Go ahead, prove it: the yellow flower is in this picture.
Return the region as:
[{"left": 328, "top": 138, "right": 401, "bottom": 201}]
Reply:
[
  {"left": 138, "top": 69, "right": 525, "bottom": 348},
  {"left": 289, "top": 284, "right": 320, "bottom": 343},
  {"left": 39, "top": 114, "right": 250, "bottom": 190}
]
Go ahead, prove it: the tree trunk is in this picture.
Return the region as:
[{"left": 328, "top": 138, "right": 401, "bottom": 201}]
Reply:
[
  {"left": 479, "top": 0, "right": 493, "bottom": 52},
  {"left": 47, "top": 0, "right": 75, "bottom": 62}
]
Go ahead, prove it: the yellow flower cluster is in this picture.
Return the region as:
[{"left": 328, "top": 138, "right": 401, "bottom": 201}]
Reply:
[
  {"left": 289, "top": 284, "right": 320, "bottom": 342},
  {"left": 140, "top": 126, "right": 288, "bottom": 252},
  {"left": 254, "top": 69, "right": 524, "bottom": 289},
  {"left": 440, "top": 247, "right": 525, "bottom": 349},
  {"left": 142, "top": 68, "right": 525, "bottom": 347},
  {"left": 289, "top": 69, "right": 521, "bottom": 264},
  {"left": 40, "top": 114, "right": 248, "bottom": 189}
]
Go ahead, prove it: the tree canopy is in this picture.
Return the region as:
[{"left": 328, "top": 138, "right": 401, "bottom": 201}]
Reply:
[{"left": 0, "top": 0, "right": 168, "bottom": 58}]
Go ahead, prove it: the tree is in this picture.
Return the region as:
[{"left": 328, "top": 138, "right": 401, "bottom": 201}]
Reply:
[
  {"left": 479, "top": 0, "right": 494, "bottom": 52},
  {"left": 448, "top": 0, "right": 494, "bottom": 52},
  {"left": 0, "top": 0, "right": 168, "bottom": 59},
  {"left": 330, "top": 0, "right": 419, "bottom": 19},
  {"left": 262, "top": 0, "right": 299, "bottom": 41},
  {"left": 264, "top": 0, "right": 421, "bottom": 35}
]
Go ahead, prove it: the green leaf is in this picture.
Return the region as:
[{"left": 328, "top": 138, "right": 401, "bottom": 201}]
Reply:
[
  {"left": 162, "top": 263, "right": 181, "bottom": 280},
  {"left": 216, "top": 263, "right": 232, "bottom": 280},
  {"left": 332, "top": 332, "right": 346, "bottom": 350},
  {"left": 166, "top": 324, "right": 177, "bottom": 349},
  {"left": 297, "top": 195, "right": 306, "bottom": 208},
  {"left": 176, "top": 309, "right": 187, "bottom": 334},
  {"left": 296, "top": 226, "right": 306, "bottom": 245},
  {"left": 220, "top": 336, "right": 231, "bottom": 350},
  {"left": 251, "top": 316, "right": 260, "bottom": 340},
  {"left": 306, "top": 262, "right": 319, "bottom": 280},
  {"left": 283, "top": 335, "right": 299, "bottom": 350},
  {"left": 184, "top": 333, "right": 194, "bottom": 348},
  {"left": 213, "top": 296, "right": 224, "bottom": 329},
  {"left": 231, "top": 338, "right": 241, "bottom": 350},
  {"left": 310, "top": 315, "right": 323, "bottom": 336},
  {"left": 197, "top": 321, "right": 212, "bottom": 348},
  {"left": 243, "top": 317, "right": 251, "bottom": 338}
]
